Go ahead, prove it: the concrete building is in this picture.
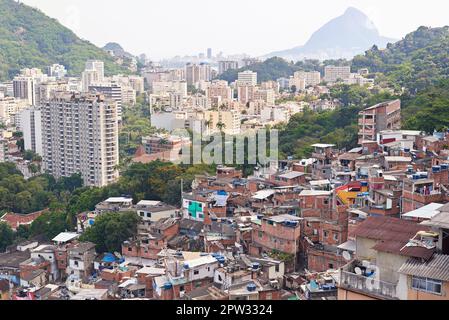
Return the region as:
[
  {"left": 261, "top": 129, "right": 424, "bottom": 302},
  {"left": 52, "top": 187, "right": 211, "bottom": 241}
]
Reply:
[
  {"left": 20, "top": 107, "right": 43, "bottom": 156},
  {"left": 41, "top": 92, "right": 119, "bottom": 187},
  {"left": 324, "top": 66, "right": 351, "bottom": 83},
  {"left": 85, "top": 60, "right": 104, "bottom": 82},
  {"left": 89, "top": 83, "right": 123, "bottom": 120},
  {"left": 358, "top": 100, "right": 402, "bottom": 144},
  {"left": 13, "top": 76, "right": 36, "bottom": 106},
  {"left": 237, "top": 70, "right": 257, "bottom": 86},
  {"left": 185, "top": 63, "right": 211, "bottom": 86},
  {"left": 294, "top": 71, "right": 321, "bottom": 87},
  {"left": 218, "top": 61, "right": 239, "bottom": 74},
  {"left": 47, "top": 64, "right": 67, "bottom": 79}
]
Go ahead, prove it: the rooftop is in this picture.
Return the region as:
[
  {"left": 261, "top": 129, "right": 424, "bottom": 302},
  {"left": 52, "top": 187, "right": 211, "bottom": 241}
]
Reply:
[
  {"left": 353, "top": 216, "right": 434, "bottom": 260},
  {"left": 399, "top": 254, "right": 449, "bottom": 281}
]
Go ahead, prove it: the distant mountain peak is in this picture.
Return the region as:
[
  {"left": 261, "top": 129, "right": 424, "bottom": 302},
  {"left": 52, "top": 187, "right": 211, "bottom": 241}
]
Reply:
[
  {"left": 264, "top": 7, "right": 396, "bottom": 61},
  {"left": 344, "top": 6, "right": 365, "bottom": 17}
]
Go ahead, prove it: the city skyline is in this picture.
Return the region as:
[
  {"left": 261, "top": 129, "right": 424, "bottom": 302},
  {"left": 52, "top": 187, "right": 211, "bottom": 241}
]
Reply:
[{"left": 20, "top": 0, "right": 449, "bottom": 60}]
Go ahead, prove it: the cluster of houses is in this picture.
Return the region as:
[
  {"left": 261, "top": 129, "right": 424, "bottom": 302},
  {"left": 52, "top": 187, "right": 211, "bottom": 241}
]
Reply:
[{"left": 1, "top": 99, "right": 449, "bottom": 300}]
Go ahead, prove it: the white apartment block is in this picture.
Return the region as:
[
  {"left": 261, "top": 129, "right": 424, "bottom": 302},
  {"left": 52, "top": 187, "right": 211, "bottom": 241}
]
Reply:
[
  {"left": 294, "top": 71, "right": 321, "bottom": 87},
  {"left": 13, "top": 76, "right": 36, "bottom": 106},
  {"left": 324, "top": 65, "right": 351, "bottom": 83},
  {"left": 20, "top": 107, "right": 43, "bottom": 156},
  {"left": 237, "top": 70, "right": 257, "bottom": 86},
  {"left": 254, "top": 89, "right": 275, "bottom": 107},
  {"left": 88, "top": 83, "right": 123, "bottom": 120},
  {"left": 85, "top": 60, "right": 105, "bottom": 82},
  {"left": 41, "top": 92, "right": 119, "bottom": 187},
  {"left": 47, "top": 64, "right": 67, "bottom": 79},
  {"left": 152, "top": 81, "right": 188, "bottom": 98},
  {"left": 0, "top": 96, "right": 29, "bottom": 125},
  {"left": 185, "top": 63, "right": 211, "bottom": 86},
  {"left": 289, "top": 77, "right": 306, "bottom": 92},
  {"left": 218, "top": 61, "right": 239, "bottom": 74}
]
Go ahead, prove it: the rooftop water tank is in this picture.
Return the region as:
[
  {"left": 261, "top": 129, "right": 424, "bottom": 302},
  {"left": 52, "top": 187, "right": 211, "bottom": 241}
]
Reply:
[
  {"left": 247, "top": 283, "right": 257, "bottom": 292},
  {"left": 432, "top": 166, "right": 441, "bottom": 173},
  {"left": 252, "top": 263, "right": 260, "bottom": 271}
]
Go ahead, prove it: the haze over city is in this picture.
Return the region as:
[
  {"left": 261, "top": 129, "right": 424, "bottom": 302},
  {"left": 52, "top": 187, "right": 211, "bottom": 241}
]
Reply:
[{"left": 20, "top": 0, "right": 449, "bottom": 60}]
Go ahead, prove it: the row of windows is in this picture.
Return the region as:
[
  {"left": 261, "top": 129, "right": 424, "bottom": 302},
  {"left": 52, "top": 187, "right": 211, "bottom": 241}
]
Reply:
[{"left": 411, "top": 276, "right": 442, "bottom": 295}]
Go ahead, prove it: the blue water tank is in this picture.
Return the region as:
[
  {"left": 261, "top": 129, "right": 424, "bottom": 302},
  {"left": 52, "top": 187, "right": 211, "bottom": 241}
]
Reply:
[
  {"left": 247, "top": 283, "right": 257, "bottom": 292},
  {"left": 404, "top": 148, "right": 410, "bottom": 153},
  {"left": 441, "top": 164, "right": 449, "bottom": 171},
  {"left": 163, "top": 282, "right": 172, "bottom": 289},
  {"left": 432, "top": 166, "right": 441, "bottom": 173},
  {"left": 361, "top": 182, "right": 368, "bottom": 187},
  {"left": 252, "top": 263, "right": 260, "bottom": 271}
]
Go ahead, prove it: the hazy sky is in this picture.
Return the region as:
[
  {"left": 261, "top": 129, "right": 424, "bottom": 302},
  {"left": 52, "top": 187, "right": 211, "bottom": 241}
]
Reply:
[{"left": 21, "top": 0, "right": 449, "bottom": 60}]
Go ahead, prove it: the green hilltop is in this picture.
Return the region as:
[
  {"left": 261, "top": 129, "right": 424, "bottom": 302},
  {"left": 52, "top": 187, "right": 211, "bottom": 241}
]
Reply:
[{"left": 0, "top": 0, "right": 129, "bottom": 80}]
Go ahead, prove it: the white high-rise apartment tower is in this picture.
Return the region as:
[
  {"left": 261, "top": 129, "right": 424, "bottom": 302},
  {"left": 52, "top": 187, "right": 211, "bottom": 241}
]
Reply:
[
  {"left": 41, "top": 92, "right": 119, "bottom": 187},
  {"left": 237, "top": 70, "right": 257, "bottom": 86}
]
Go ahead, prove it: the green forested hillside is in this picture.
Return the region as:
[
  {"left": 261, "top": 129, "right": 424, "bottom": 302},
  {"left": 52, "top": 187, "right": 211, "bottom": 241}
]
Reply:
[
  {"left": 352, "top": 26, "right": 449, "bottom": 92},
  {"left": 278, "top": 26, "right": 449, "bottom": 158},
  {"left": 0, "top": 0, "right": 128, "bottom": 80}
]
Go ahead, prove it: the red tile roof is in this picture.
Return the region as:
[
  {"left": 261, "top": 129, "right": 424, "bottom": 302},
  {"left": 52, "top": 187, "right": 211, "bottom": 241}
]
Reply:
[{"left": 0, "top": 210, "right": 46, "bottom": 230}]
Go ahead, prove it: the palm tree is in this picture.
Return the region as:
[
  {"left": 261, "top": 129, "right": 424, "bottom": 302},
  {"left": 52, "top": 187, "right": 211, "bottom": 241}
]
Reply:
[{"left": 216, "top": 122, "right": 226, "bottom": 132}]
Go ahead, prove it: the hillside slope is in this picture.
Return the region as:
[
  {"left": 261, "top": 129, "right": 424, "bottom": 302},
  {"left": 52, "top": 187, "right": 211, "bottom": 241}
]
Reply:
[{"left": 0, "top": 0, "right": 128, "bottom": 80}]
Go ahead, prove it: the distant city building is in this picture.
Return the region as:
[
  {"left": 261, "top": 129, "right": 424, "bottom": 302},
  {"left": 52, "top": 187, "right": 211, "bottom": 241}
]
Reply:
[
  {"left": 324, "top": 65, "right": 351, "bottom": 83},
  {"left": 89, "top": 83, "right": 123, "bottom": 120},
  {"left": 47, "top": 64, "right": 67, "bottom": 79},
  {"left": 218, "top": 61, "right": 239, "bottom": 74},
  {"left": 41, "top": 92, "right": 119, "bottom": 187},
  {"left": 207, "top": 48, "right": 212, "bottom": 60},
  {"left": 237, "top": 70, "right": 257, "bottom": 86},
  {"left": 85, "top": 60, "right": 104, "bottom": 82},
  {"left": 20, "top": 107, "right": 43, "bottom": 156},
  {"left": 13, "top": 76, "right": 36, "bottom": 106},
  {"left": 294, "top": 71, "right": 321, "bottom": 87},
  {"left": 185, "top": 63, "right": 212, "bottom": 86}
]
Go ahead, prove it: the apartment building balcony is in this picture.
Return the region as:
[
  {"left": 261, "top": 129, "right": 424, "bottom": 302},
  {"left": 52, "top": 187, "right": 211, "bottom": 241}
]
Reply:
[
  {"left": 358, "top": 118, "right": 375, "bottom": 126},
  {"left": 338, "top": 261, "right": 398, "bottom": 300}
]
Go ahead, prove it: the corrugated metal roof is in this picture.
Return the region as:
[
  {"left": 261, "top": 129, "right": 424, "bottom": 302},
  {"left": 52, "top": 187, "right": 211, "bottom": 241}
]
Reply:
[
  {"left": 354, "top": 216, "right": 434, "bottom": 259},
  {"left": 421, "top": 206, "right": 449, "bottom": 229},
  {"left": 398, "top": 254, "right": 449, "bottom": 281}
]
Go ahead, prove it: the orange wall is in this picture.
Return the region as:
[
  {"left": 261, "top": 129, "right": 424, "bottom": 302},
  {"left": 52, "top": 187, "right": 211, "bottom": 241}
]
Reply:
[{"left": 407, "top": 282, "right": 449, "bottom": 300}]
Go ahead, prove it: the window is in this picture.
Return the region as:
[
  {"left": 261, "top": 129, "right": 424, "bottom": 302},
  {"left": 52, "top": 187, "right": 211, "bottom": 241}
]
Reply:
[
  {"left": 128, "top": 247, "right": 132, "bottom": 252},
  {"left": 323, "top": 199, "right": 329, "bottom": 205},
  {"left": 275, "top": 264, "right": 280, "bottom": 273},
  {"left": 258, "top": 231, "right": 263, "bottom": 238},
  {"left": 412, "top": 276, "right": 442, "bottom": 295},
  {"left": 329, "top": 263, "right": 334, "bottom": 269},
  {"left": 333, "top": 233, "right": 339, "bottom": 241},
  {"left": 323, "top": 231, "right": 328, "bottom": 238},
  {"left": 194, "top": 270, "right": 200, "bottom": 275}
]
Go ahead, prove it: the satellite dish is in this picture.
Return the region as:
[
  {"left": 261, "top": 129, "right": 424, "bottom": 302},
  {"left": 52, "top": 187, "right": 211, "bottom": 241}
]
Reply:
[
  {"left": 342, "top": 251, "right": 351, "bottom": 261},
  {"left": 354, "top": 267, "right": 362, "bottom": 275}
]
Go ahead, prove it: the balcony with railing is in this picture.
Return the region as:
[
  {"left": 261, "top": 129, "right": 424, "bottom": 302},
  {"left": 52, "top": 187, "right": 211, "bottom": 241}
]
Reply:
[{"left": 338, "top": 261, "right": 398, "bottom": 300}]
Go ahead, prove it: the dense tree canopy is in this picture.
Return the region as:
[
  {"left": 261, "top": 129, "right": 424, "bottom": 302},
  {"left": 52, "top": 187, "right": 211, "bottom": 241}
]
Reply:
[
  {"left": 0, "top": 222, "right": 14, "bottom": 252},
  {"left": 79, "top": 212, "right": 140, "bottom": 253}
]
